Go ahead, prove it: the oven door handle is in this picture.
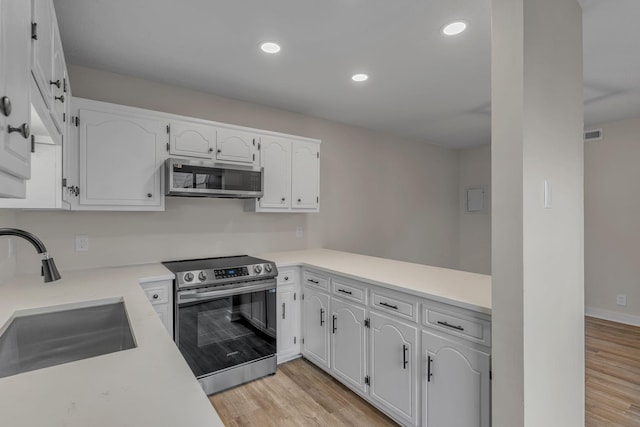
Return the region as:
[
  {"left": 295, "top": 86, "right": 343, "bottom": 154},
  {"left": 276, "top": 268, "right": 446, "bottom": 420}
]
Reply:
[{"left": 178, "top": 280, "right": 275, "bottom": 304}]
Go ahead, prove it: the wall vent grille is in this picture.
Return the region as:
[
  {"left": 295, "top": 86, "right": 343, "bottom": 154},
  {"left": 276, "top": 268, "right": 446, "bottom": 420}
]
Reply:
[{"left": 584, "top": 128, "right": 603, "bottom": 142}]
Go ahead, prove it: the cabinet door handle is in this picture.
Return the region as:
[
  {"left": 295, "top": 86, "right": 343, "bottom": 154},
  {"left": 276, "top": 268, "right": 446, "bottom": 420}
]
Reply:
[
  {"left": 380, "top": 301, "right": 398, "bottom": 310},
  {"left": 437, "top": 320, "right": 465, "bottom": 331},
  {"left": 402, "top": 344, "right": 408, "bottom": 369},
  {"left": 337, "top": 288, "right": 352, "bottom": 295},
  {"left": 307, "top": 279, "right": 319, "bottom": 284},
  {"left": 282, "top": 302, "right": 286, "bottom": 319},
  {"left": 55, "top": 95, "right": 65, "bottom": 103},
  {"left": 7, "top": 123, "right": 30, "bottom": 139},
  {"left": 1, "top": 96, "right": 12, "bottom": 117},
  {"left": 320, "top": 308, "right": 325, "bottom": 326},
  {"left": 49, "top": 79, "right": 61, "bottom": 88},
  {"left": 332, "top": 315, "right": 337, "bottom": 334},
  {"left": 427, "top": 355, "right": 433, "bottom": 381}
]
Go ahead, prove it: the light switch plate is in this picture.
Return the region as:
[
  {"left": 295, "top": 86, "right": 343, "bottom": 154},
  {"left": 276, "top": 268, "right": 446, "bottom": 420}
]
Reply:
[
  {"left": 295, "top": 226, "right": 304, "bottom": 238},
  {"left": 75, "top": 235, "right": 89, "bottom": 252}
]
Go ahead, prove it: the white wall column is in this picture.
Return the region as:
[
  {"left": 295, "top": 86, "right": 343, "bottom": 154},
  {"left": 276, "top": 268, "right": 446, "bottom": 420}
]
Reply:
[{"left": 491, "top": 0, "right": 584, "bottom": 426}]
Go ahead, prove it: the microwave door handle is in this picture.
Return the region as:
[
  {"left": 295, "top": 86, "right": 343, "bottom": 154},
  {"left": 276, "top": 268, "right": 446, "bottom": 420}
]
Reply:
[{"left": 179, "top": 280, "right": 275, "bottom": 304}]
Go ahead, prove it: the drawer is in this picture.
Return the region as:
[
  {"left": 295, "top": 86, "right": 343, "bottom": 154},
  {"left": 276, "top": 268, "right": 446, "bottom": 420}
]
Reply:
[
  {"left": 371, "top": 289, "right": 418, "bottom": 322},
  {"left": 143, "top": 286, "right": 169, "bottom": 305},
  {"left": 332, "top": 277, "right": 367, "bottom": 304},
  {"left": 302, "top": 270, "right": 330, "bottom": 291},
  {"left": 278, "top": 268, "right": 299, "bottom": 285},
  {"left": 423, "top": 305, "right": 491, "bottom": 346}
]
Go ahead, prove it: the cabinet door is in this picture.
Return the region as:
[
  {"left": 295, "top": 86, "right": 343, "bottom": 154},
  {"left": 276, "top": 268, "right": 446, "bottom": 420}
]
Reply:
[
  {"left": 50, "top": 25, "right": 65, "bottom": 132},
  {"left": 291, "top": 141, "right": 319, "bottom": 210},
  {"left": 331, "top": 297, "right": 367, "bottom": 393},
  {"left": 422, "top": 330, "right": 491, "bottom": 427},
  {"left": 78, "top": 109, "right": 165, "bottom": 208},
  {"left": 215, "top": 128, "right": 258, "bottom": 165},
  {"left": 31, "top": 0, "right": 54, "bottom": 108},
  {"left": 169, "top": 120, "right": 216, "bottom": 159},
  {"left": 0, "top": 0, "right": 32, "bottom": 184},
  {"left": 259, "top": 136, "right": 291, "bottom": 209},
  {"left": 370, "top": 311, "right": 418, "bottom": 426},
  {"left": 302, "top": 286, "right": 330, "bottom": 369},
  {"left": 277, "top": 284, "right": 300, "bottom": 362}
]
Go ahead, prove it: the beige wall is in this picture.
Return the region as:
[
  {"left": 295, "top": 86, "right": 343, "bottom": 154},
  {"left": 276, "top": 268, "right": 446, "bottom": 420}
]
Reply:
[
  {"left": 585, "top": 117, "right": 640, "bottom": 323},
  {"left": 0, "top": 209, "right": 17, "bottom": 283},
  {"left": 13, "top": 65, "right": 460, "bottom": 275},
  {"left": 492, "top": 0, "right": 584, "bottom": 425},
  {"left": 458, "top": 145, "right": 491, "bottom": 274}
]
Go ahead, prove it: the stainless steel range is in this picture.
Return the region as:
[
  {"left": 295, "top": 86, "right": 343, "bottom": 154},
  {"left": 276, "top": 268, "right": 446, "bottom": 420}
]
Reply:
[{"left": 162, "top": 255, "right": 278, "bottom": 395}]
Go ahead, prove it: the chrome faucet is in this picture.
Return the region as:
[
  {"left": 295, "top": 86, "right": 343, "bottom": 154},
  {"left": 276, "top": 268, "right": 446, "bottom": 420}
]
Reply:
[{"left": 0, "top": 228, "right": 61, "bottom": 282}]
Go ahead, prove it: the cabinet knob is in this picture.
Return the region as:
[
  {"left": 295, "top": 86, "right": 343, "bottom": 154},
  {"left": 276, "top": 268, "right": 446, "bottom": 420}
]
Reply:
[
  {"left": 217, "top": 149, "right": 222, "bottom": 154},
  {"left": 208, "top": 148, "right": 213, "bottom": 153},
  {"left": 55, "top": 95, "right": 65, "bottom": 103},
  {"left": 7, "top": 123, "right": 30, "bottom": 139},
  {"left": 0, "top": 96, "right": 11, "bottom": 117},
  {"left": 281, "top": 197, "right": 286, "bottom": 202},
  {"left": 49, "top": 80, "right": 61, "bottom": 88},
  {"left": 153, "top": 294, "right": 159, "bottom": 300},
  {"left": 297, "top": 198, "right": 301, "bottom": 203},
  {"left": 147, "top": 193, "right": 152, "bottom": 198}
]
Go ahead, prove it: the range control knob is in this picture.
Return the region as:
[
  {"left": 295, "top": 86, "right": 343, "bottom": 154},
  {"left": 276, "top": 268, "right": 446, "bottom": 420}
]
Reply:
[
  {"left": 184, "top": 272, "right": 194, "bottom": 282},
  {"left": 253, "top": 264, "right": 263, "bottom": 274},
  {"left": 198, "top": 271, "right": 207, "bottom": 281},
  {"left": 264, "top": 264, "right": 273, "bottom": 273}
]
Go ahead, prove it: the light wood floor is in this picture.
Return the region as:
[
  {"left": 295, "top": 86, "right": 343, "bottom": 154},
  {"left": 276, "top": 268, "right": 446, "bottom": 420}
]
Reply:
[
  {"left": 211, "top": 317, "right": 640, "bottom": 427},
  {"left": 209, "top": 358, "right": 397, "bottom": 426},
  {"left": 586, "top": 316, "right": 640, "bottom": 427}
]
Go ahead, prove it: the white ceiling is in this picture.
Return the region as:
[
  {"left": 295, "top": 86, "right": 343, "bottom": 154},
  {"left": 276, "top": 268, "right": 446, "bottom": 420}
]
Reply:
[{"left": 53, "top": 0, "right": 640, "bottom": 148}]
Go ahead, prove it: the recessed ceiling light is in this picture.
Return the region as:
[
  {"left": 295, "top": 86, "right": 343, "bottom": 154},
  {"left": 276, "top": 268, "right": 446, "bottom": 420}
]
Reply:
[
  {"left": 259, "top": 42, "right": 281, "bottom": 54},
  {"left": 442, "top": 21, "right": 467, "bottom": 36},
  {"left": 351, "top": 73, "right": 369, "bottom": 82}
]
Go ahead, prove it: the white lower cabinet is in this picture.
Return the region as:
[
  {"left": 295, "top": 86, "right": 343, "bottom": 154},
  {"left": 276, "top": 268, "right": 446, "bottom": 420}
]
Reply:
[
  {"left": 277, "top": 282, "right": 300, "bottom": 363},
  {"left": 422, "top": 330, "right": 491, "bottom": 427},
  {"left": 301, "top": 285, "right": 330, "bottom": 369},
  {"left": 330, "top": 297, "right": 367, "bottom": 394},
  {"left": 370, "top": 310, "right": 419, "bottom": 426},
  {"left": 139, "top": 279, "right": 173, "bottom": 338}
]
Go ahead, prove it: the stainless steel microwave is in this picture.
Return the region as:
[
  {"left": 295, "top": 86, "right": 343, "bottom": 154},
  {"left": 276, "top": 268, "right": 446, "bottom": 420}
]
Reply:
[{"left": 165, "top": 158, "right": 263, "bottom": 198}]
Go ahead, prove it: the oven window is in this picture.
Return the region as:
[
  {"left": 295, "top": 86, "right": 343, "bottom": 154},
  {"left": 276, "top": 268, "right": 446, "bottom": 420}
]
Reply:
[{"left": 178, "top": 288, "right": 276, "bottom": 378}]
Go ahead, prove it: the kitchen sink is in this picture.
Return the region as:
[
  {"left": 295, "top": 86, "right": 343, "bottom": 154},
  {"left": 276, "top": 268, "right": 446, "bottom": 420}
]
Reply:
[{"left": 0, "top": 299, "right": 136, "bottom": 378}]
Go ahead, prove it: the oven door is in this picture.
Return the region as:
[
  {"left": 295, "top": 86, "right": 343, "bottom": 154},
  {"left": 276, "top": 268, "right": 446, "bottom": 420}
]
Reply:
[{"left": 176, "top": 279, "right": 276, "bottom": 379}]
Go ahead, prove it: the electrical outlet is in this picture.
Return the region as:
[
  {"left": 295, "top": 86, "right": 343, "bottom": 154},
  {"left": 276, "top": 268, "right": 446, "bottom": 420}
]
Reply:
[
  {"left": 295, "top": 226, "right": 304, "bottom": 238},
  {"left": 616, "top": 294, "right": 627, "bottom": 307},
  {"left": 75, "top": 235, "right": 89, "bottom": 252}
]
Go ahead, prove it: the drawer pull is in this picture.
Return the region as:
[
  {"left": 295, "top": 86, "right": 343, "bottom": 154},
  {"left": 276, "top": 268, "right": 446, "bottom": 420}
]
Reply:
[
  {"left": 152, "top": 294, "right": 159, "bottom": 300},
  {"left": 307, "top": 279, "right": 319, "bottom": 284},
  {"left": 437, "top": 320, "right": 465, "bottom": 331},
  {"left": 337, "top": 288, "right": 352, "bottom": 295},
  {"left": 320, "top": 308, "right": 325, "bottom": 326},
  {"left": 380, "top": 301, "right": 398, "bottom": 310},
  {"left": 332, "top": 315, "right": 337, "bottom": 334},
  {"left": 282, "top": 302, "right": 286, "bottom": 319},
  {"left": 427, "top": 355, "right": 433, "bottom": 381}
]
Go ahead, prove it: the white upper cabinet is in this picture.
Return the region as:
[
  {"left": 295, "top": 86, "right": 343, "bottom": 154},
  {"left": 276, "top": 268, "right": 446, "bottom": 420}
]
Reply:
[
  {"left": 291, "top": 140, "right": 320, "bottom": 211},
  {"left": 258, "top": 136, "right": 291, "bottom": 210},
  {"left": 77, "top": 107, "right": 165, "bottom": 210},
  {"left": 215, "top": 127, "right": 259, "bottom": 166},
  {"left": 0, "top": 0, "right": 32, "bottom": 197},
  {"left": 169, "top": 120, "right": 216, "bottom": 159},
  {"left": 422, "top": 330, "right": 491, "bottom": 427},
  {"left": 31, "top": 0, "right": 54, "bottom": 108},
  {"left": 50, "top": 24, "right": 66, "bottom": 132}
]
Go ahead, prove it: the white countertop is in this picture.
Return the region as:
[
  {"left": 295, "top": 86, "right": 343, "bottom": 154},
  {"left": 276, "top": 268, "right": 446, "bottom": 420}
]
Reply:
[
  {"left": 258, "top": 249, "right": 492, "bottom": 314},
  {"left": 0, "top": 264, "right": 224, "bottom": 427}
]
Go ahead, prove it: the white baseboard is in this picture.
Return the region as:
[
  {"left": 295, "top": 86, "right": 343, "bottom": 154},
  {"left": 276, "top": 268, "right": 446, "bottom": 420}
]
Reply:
[{"left": 585, "top": 307, "right": 640, "bottom": 327}]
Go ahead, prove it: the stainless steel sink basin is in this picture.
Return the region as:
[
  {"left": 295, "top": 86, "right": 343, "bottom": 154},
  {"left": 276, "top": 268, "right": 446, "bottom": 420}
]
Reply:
[{"left": 0, "top": 300, "right": 136, "bottom": 378}]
